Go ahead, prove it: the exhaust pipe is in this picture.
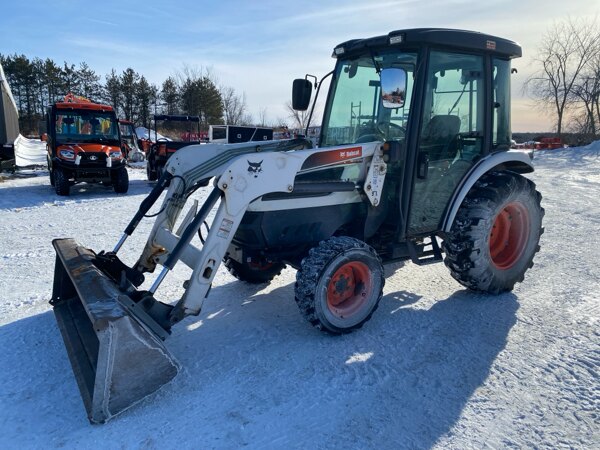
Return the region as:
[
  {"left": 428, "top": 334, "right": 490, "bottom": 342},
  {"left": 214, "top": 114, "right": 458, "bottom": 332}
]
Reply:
[{"left": 50, "top": 238, "right": 180, "bottom": 423}]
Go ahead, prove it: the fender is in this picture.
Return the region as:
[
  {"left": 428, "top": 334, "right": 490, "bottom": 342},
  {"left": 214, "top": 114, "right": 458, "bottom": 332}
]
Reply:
[{"left": 441, "top": 150, "right": 534, "bottom": 233}]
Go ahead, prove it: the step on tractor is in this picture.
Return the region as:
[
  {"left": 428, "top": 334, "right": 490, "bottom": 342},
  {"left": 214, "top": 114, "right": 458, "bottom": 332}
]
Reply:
[
  {"left": 50, "top": 29, "right": 544, "bottom": 423},
  {"left": 44, "top": 93, "right": 129, "bottom": 195}
]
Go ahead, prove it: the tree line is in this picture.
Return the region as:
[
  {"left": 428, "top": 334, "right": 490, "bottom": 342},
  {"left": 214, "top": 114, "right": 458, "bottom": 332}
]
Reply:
[
  {"left": 0, "top": 54, "right": 253, "bottom": 135},
  {"left": 527, "top": 17, "right": 600, "bottom": 139}
]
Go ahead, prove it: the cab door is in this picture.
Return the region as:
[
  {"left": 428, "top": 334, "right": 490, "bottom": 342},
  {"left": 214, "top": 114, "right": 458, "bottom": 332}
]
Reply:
[{"left": 407, "top": 50, "right": 485, "bottom": 235}]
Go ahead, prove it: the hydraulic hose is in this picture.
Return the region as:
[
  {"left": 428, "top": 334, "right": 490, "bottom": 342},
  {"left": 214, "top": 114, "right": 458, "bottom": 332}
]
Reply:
[{"left": 113, "top": 171, "right": 172, "bottom": 253}]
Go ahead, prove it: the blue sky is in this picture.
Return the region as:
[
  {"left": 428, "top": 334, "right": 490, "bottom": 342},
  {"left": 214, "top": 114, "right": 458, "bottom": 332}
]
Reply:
[{"left": 2, "top": 0, "right": 598, "bottom": 131}]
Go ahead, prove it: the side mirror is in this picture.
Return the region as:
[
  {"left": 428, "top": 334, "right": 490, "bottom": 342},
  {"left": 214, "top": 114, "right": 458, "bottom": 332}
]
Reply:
[
  {"left": 40, "top": 133, "right": 48, "bottom": 142},
  {"left": 380, "top": 68, "right": 407, "bottom": 109},
  {"left": 292, "top": 79, "right": 312, "bottom": 111}
]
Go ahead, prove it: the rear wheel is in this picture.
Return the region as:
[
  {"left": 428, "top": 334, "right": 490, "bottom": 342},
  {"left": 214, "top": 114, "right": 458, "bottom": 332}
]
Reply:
[
  {"left": 49, "top": 166, "right": 55, "bottom": 186},
  {"left": 223, "top": 256, "right": 285, "bottom": 284},
  {"left": 54, "top": 168, "right": 70, "bottom": 196},
  {"left": 157, "top": 163, "right": 166, "bottom": 180},
  {"left": 295, "top": 236, "right": 384, "bottom": 334},
  {"left": 146, "top": 158, "right": 158, "bottom": 181},
  {"left": 113, "top": 167, "right": 129, "bottom": 193},
  {"left": 443, "top": 171, "right": 544, "bottom": 293}
]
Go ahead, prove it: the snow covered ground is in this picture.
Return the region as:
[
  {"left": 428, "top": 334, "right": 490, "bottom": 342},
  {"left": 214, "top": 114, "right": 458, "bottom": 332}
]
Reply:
[{"left": 0, "top": 145, "right": 598, "bottom": 449}]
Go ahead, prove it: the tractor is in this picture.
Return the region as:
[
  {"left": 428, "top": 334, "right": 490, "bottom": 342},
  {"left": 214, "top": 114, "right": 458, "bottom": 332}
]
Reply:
[{"left": 49, "top": 28, "right": 543, "bottom": 423}]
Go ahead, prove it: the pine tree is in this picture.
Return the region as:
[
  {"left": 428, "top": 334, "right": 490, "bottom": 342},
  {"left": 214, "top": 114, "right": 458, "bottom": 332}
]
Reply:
[
  {"left": 104, "top": 69, "right": 122, "bottom": 116},
  {"left": 77, "top": 62, "right": 103, "bottom": 101},
  {"left": 161, "top": 77, "right": 179, "bottom": 115},
  {"left": 120, "top": 68, "right": 140, "bottom": 122}
]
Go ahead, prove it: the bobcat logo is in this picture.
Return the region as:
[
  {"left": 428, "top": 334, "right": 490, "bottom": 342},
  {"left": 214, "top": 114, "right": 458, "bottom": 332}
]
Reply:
[{"left": 247, "top": 160, "right": 263, "bottom": 178}]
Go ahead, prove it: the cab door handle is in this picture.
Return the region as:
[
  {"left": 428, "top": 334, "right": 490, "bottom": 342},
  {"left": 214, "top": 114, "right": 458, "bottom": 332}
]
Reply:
[{"left": 417, "top": 152, "right": 429, "bottom": 179}]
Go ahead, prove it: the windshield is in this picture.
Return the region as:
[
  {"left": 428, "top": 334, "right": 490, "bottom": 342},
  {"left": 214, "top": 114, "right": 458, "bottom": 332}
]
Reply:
[
  {"left": 156, "top": 121, "right": 200, "bottom": 142},
  {"left": 55, "top": 110, "right": 120, "bottom": 143},
  {"left": 320, "top": 50, "right": 417, "bottom": 147}
]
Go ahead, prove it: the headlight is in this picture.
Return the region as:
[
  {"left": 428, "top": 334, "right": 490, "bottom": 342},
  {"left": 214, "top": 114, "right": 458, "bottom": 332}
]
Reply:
[
  {"left": 59, "top": 149, "right": 75, "bottom": 159},
  {"left": 109, "top": 151, "right": 123, "bottom": 159}
]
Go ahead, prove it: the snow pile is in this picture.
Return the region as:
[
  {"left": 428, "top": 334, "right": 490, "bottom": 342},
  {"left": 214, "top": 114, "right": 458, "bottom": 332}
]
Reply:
[
  {"left": 135, "top": 127, "right": 170, "bottom": 141},
  {"left": 14, "top": 134, "right": 46, "bottom": 167},
  {"left": 580, "top": 139, "right": 600, "bottom": 152},
  {"left": 0, "top": 148, "right": 598, "bottom": 448}
]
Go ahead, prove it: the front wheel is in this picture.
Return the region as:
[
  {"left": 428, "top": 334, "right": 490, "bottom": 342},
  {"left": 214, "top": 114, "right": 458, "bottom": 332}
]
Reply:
[
  {"left": 54, "top": 168, "right": 70, "bottom": 196},
  {"left": 295, "top": 236, "right": 384, "bottom": 334},
  {"left": 443, "top": 171, "right": 544, "bottom": 294},
  {"left": 113, "top": 167, "right": 129, "bottom": 193}
]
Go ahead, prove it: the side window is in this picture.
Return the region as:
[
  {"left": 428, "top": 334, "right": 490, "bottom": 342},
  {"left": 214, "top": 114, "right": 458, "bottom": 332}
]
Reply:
[
  {"left": 408, "top": 51, "right": 485, "bottom": 235},
  {"left": 493, "top": 58, "right": 511, "bottom": 149},
  {"left": 420, "top": 51, "right": 485, "bottom": 162}
]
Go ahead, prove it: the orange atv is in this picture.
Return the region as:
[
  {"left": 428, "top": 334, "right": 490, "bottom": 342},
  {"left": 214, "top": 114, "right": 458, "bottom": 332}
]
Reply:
[{"left": 43, "top": 94, "right": 128, "bottom": 196}]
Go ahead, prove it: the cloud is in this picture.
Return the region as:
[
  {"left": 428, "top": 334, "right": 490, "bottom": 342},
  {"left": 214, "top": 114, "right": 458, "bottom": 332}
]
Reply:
[{"left": 85, "top": 18, "right": 118, "bottom": 27}]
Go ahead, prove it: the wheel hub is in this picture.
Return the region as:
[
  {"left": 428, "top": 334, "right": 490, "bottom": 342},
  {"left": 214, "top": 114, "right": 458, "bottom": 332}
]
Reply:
[
  {"left": 489, "top": 202, "right": 530, "bottom": 270},
  {"left": 326, "top": 261, "right": 371, "bottom": 318}
]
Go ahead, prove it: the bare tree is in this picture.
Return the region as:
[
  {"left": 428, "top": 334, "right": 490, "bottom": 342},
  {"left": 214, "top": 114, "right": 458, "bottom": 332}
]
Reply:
[
  {"left": 570, "top": 49, "right": 600, "bottom": 135},
  {"left": 570, "top": 72, "right": 600, "bottom": 135},
  {"left": 526, "top": 17, "right": 600, "bottom": 136},
  {"left": 284, "top": 100, "right": 319, "bottom": 130},
  {"left": 257, "top": 106, "right": 269, "bottom": 127},
  {"left": 221, "top": 86, "right": 247, "bottom": 124}
]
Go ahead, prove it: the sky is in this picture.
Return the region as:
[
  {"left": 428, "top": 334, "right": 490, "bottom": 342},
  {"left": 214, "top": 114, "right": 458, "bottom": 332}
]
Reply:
[{"left": 1, "top": 0, "right": 598, "bottom": 132}]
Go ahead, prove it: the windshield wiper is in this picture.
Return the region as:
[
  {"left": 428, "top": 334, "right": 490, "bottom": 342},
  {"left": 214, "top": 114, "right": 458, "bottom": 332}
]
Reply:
[{"left": 369, "top": 49, "right": 382, "bottom": 74}]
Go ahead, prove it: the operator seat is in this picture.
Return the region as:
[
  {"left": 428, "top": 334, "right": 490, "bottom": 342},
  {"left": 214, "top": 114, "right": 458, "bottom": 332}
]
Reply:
[{"left": 420, "top": 115, "right": 461, "bottom": 161}]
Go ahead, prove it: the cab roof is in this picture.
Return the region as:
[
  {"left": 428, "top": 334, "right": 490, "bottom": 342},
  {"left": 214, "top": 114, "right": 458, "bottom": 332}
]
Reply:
[
  {"left": 333, "top": 28, "right": 522, "bottom": 59},
  {"left": 55, "top": 102, "right": 114, "bottom": 112}
]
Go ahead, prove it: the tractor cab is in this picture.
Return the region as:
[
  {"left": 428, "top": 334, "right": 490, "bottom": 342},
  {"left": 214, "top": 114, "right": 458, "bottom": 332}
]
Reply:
[{"left": 293, "top": 29, "right": 522, "bottom": 241}]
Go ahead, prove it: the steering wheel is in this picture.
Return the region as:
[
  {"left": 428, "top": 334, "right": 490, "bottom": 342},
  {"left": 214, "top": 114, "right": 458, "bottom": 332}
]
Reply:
[
  {"left": 356, "top": 121, "right": 383, "bottom": 143},
  {"left": 356, "top": 122, "right": 406, "bottom": 143},
  {"left": 387, "top": 122, "right": 406, "bottom": 140}
]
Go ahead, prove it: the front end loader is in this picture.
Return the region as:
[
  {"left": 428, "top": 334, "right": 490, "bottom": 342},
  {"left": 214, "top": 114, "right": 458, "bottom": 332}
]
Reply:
[{"left": 50, "top": 28, "right": 543, "bottom": 423}]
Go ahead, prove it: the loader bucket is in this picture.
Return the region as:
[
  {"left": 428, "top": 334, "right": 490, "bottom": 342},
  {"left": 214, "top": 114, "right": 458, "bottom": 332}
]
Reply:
[{"left": 50, "top": 238, "right": 180, "bottom": 424}]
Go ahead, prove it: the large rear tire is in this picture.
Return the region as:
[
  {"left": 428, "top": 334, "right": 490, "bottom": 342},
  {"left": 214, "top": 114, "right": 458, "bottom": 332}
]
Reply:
[
  {"left": 223, "top": 256, "right": 285, "bottom": 284},
  {"left": 295, "top": 236, "right": 384, "bottom": 334},
  {"left": 443, "top": 171, "right": 544, "bottom": 294},
  {"left": 54, "top": 168, "right": 70, "bottom": 196}
]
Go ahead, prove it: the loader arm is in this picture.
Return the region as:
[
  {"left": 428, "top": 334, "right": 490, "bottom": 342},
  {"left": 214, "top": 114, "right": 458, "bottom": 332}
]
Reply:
[
  {"left": 137, "top": 139, "right": 384, "bottom": 323},
  {"left": 50, "top": 138, "right": 383, "bottom": 423}
]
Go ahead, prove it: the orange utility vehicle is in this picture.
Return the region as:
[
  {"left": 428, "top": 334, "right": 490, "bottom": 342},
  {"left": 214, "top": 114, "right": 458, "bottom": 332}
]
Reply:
[{"left": 44, "top": 93, "right": 128, "bottom": 195}]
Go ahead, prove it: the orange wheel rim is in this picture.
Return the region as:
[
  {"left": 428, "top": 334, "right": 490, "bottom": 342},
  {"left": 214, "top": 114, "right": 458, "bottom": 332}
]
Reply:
[
  {"left": 326, "top": 261, "right": 371, "bottom": 318},
  {"left": 489, "top": 202, "right": 530, "bottom": 270}
]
